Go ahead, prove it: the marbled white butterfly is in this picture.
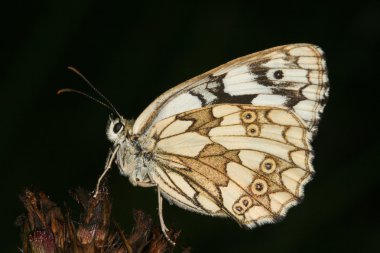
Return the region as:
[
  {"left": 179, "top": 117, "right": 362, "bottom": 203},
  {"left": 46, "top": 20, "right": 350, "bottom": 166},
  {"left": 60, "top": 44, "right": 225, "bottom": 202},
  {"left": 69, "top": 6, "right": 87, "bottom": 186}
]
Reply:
[{"left": 92, "top": 44, "right": 328, "bottom": 245}]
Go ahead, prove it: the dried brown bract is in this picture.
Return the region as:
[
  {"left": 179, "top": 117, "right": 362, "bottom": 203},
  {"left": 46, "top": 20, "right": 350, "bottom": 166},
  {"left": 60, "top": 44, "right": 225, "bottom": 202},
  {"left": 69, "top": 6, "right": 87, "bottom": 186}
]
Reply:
[{"left": 16, "top": 183, "right": 186, "bottom": 253}]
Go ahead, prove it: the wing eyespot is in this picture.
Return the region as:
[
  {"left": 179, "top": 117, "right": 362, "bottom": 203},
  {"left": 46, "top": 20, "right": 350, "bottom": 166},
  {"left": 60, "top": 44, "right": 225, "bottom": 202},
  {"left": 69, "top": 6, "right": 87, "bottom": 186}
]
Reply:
[
  {"left": 247, "top": 124, "right": 260, "bottom": 136},
  {"left": 273, "top": 70, "right": 284, "bottom": 79},
  {"left": 233, "top": 195, "right": 253, "bottom": 215},
  {"left": 241, "top": 111, "right": 256, "bottom": 123},
  {"left": 260, "top": 158, "right": 277, "bottom": 174},
  {"left": 234, "top": 205, "right": 244, "bottom": 214},
  {"left": 251, "top": 179, "right": 268, "bottom": 195}
]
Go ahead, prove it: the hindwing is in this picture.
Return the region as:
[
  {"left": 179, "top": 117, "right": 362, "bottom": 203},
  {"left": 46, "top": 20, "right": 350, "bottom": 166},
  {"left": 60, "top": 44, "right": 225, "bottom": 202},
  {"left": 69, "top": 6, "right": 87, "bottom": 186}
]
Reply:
[{"left": 147, "top": 104, "right": 313, "bottom": 227}]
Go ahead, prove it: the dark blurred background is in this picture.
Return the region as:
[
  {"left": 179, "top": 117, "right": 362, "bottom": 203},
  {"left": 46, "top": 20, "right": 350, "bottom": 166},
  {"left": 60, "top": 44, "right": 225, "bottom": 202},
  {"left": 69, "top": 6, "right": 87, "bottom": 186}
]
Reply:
[{"left": 1, "top": 1, "right": 380, "bottom": 252}]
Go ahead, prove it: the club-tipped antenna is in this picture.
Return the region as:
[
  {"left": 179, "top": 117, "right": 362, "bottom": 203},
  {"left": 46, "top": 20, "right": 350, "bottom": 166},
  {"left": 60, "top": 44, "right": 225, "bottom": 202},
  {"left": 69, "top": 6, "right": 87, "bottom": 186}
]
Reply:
[
  {"left": 57, "top": 88, "right": 113, "bottom": 110},
  {"left": 66, "top": 66, "right": 122, "bottom": 118}
]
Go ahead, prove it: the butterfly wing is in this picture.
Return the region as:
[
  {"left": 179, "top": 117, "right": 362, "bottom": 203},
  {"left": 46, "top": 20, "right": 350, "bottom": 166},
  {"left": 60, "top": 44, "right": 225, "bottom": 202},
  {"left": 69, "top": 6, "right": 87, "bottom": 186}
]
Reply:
[
  {"left": 133, "top": 44, "right": 328, "bottom": 136},
  {"left": 147, "top": 104, "right": 313, "bottom": 227}
]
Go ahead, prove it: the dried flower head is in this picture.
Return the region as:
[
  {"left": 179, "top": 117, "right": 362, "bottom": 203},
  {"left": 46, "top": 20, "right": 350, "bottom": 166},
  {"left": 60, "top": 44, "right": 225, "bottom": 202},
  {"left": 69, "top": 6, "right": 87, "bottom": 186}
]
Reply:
[{"left": 16, "top": 182, "right": 187, "bottom": 253}]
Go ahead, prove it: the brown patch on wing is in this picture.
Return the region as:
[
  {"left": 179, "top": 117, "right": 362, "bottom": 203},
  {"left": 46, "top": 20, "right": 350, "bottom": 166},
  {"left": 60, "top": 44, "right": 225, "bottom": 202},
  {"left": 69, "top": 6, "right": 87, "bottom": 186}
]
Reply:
[
  {"left": 180, "top": 168, "right": 222, "bottom": 201},
  {"left": 224, "top": 150, "right": 241, "bottom": 163},
  {"left": 179, "top": 107, "right": 222, "bottom": 136},
  {"left": 198, "top": 118, "right": 223, "bottom": 130},
  {"left": 198, "top": 128, "right": 211, "bottom": 136},
  {"left": 197, "top": 143, "right": 242, "bottom": 176},
  {"left": 199, "top": 143, "right": 241, "bottom": 164},
  {"left": 181, "top": 108, "right": 215, "bottom": 130},
  {"left": 186, "top": 180, "right": 223, "bottom": 204},
  {"left": 199, "top": 143, "right": 228, "bottom": 157},
  {"left": 199, "top": 156, "right": 229, "bottom": 173},
  {"left": 179, "top": 157, "right": 229, "bottom": 187}
]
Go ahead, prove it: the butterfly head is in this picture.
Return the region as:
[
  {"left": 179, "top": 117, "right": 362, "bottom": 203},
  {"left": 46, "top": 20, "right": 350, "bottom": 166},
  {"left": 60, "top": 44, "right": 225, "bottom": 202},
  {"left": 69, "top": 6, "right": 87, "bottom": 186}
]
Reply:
[
  {"left": 106, "top": 114, "right": 134, "bottom": 144},
  {"left": 106, "top": 114, "right": 152, "bottom": 185}
]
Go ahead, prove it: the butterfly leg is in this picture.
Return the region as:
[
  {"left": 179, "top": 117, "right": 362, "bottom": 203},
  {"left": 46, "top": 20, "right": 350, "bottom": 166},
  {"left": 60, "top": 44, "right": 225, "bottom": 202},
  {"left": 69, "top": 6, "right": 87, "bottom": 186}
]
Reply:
[
  {"left": 158, "top": 187, "right": 176, "bottom": 246},
  {"left": 94, "top": 145, "right": 120, "bottom": 197},
  {"left": 136, "top": 181, "right": 156, "bottom": 188}
]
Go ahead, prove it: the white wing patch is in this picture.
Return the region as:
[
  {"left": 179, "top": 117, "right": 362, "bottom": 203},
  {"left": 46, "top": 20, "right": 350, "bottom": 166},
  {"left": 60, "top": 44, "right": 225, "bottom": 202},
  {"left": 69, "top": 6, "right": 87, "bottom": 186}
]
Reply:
[
  {"left": 155, "top": 93, "right": 203, "bottom": 122},
  {"left": 223, "top": 66, "right": 273, "bottom": 96},
  {"left": 212, "top": 136, "right": 297, "bottom": 162},
  {"left": 251, "top": 94, "right": 287, "bottom": 106},
  {"left": 157, "top": 132, "right": 212, "bottom": 157},
  {"left": 212, "top": 104, "right": 241, "bottom": 117},
  {"left": 160, "top": 120, "right": 193, "bottom": 138}
]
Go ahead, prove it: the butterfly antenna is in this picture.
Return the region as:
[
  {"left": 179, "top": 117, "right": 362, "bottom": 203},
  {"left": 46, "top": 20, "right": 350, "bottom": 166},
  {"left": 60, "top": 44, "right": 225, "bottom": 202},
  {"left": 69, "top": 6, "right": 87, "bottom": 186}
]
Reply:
[
  {"left": 57, "top": 88, "right": 112, "bottom": 110},
  {"left": 67, "top": 66, "right": 122, "bottom": 118}
]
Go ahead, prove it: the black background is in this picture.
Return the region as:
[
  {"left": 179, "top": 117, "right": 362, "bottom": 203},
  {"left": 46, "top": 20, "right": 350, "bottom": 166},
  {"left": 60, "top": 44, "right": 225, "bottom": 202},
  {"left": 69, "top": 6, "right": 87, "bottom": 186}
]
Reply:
[{"left": 1, "top": 1, "right": 380, "bottom": 252}]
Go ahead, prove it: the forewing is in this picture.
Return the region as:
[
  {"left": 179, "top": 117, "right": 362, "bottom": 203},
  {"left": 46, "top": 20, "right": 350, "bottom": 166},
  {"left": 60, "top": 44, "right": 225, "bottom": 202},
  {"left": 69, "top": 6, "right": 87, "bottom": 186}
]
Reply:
[
  {"left": 147, "top": 104, "right": 313, "bottom": 227},
  {"left": 134, "top": 44, "right": 328, "bottom": 136}
]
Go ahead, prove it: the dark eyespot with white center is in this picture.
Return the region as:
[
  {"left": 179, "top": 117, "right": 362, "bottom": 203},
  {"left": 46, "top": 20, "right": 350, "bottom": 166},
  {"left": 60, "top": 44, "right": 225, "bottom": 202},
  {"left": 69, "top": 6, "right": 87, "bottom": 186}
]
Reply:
[
  {"left": 113, "top": 122, "right": 124, "bottom": 133},
  {"left": 274, "top": 70, "right": 284, "bottom": 79}
]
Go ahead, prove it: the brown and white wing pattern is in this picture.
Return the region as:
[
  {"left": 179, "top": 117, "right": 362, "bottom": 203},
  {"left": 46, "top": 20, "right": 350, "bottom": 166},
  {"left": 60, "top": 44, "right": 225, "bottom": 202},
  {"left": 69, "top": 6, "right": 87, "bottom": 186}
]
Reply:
[
  {"left": 147, "top": 104, "right": 313, "bottom": 227},
  {"left": 134, "top": 44, "right": 328, "bottom": 136}
]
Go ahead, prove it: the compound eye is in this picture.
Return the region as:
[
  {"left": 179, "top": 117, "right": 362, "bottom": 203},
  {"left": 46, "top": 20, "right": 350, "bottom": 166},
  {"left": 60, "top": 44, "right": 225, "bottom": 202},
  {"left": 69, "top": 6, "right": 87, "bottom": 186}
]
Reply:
[{"left": 113, "top": 122, "right": 124, "bottom": 133}]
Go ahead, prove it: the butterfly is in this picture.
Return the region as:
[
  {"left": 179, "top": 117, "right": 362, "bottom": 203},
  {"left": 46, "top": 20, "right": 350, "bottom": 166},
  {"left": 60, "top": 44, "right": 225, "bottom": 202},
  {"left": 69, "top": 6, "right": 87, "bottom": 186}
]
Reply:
[{"left": 91, "top": 43, "right": 329, "bottom": 245}]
